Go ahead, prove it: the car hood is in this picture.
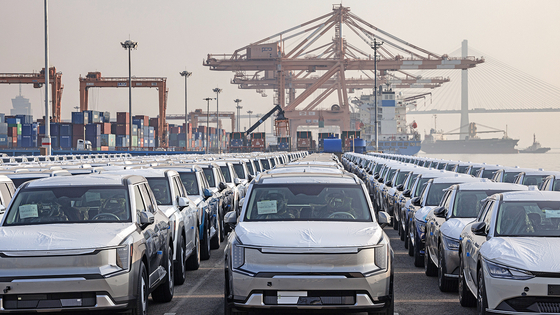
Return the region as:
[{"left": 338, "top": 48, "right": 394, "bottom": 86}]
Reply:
[
  {"left": 414, "top": 206, "right": 435, "bottom": 222},
  {"left": 158, "top": 205, "right": 178, "bottom": 218},
  {"left": 0, "top": 223, "right": 137, "bottom": 251},
  {"left": 441, "top": 218, "right": 475, "bottom": 240},
  {"left": 235, "top": 221, "right": 384, "bottom": 248},
  {"left": 481, "top": 237, "right": 560, "bottom": 272},
  {"left": 189, "top": 195, "right": 204, "bottom": 206}
]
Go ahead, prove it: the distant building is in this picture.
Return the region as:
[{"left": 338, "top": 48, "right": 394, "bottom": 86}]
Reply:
[{"left": 11, "top": 90, "right": 32, "bottom": 116}]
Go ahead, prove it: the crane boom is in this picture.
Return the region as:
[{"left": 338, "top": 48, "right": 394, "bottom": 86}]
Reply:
[{"left": 245, "top": 105, "right": 284, "bottom": 136}]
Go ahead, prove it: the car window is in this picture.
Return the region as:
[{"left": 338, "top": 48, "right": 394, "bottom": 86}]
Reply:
[
  {"left": 147, "top": 178, "right": 172, "bottom": 205},
  {"left": 260, "top": 159, "right": 270, "bottom": 170},
  {"left": 179, "top": 172, "right": 200, "bottom": 195},
  {"left": 245, "top": 161, "right": 254, "bottom": 176},
  {"left": 140, "top": 184, "right": 156, "bottom": 213},
  {"left": 0, "top": 183, "right": 10, "bottom": 205},
  {"left": 220, "top": 166, "right": 232, "bottom": 183},
  {"left": 253, "top": 160, "right": 261, "bottom": 172},
  {"left": 202, "top": 168, "right": 216, "bottom": 187},
  {"left": 553, "top": 179, "right": 560, "bottom": 192},
  {"left": 234, "top": 163, "right": 246, "bottom": 179},
  {"left": 244, "top": 184, "right": 372, "bottom": 222},
  {"left": 495, "top": 201, "right": 560, "bottom": 237},
  {"left": 483, "top": 201, "right": 495, "bottom": 232},
  {"left": 173, "top": 177, "right": 184, "bottom": 198},
  {"left": 3, "top": 186, "right": 130, "bottom": 225},
  {"left": 134, "top": 185, "right": 147, "bottom": 214},
  {"left": 440, "top": 191, "right": 452, "bottom": 209}
]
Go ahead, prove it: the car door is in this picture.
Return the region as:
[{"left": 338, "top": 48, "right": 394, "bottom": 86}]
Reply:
[
  {"left": 140, "top": 183, "right": 167, "bottom": 276},
  {"left": 133, "top": 184, "right": 160, "bottom": 277},
  {"left": 467, "top": 199, "right": 495, "bottom": 283},
  {"left": 430, "top": 190, "right": 452, "bottom": 261},
  {"left": 173, "top": 175, "right": 196, "bottom": 252}
]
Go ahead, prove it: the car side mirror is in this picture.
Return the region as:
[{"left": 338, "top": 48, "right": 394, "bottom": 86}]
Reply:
[
  {"left": 219, "top": 182, "right": 227, "bottom": 191},
  {"left": 139, "top": 211, "right": 154, "bottom": 229},
  {"left": 378, "top": 178, "right": 384, "bottom": 183},
  {"left": 396, "top": 184, "right": 404, "bottom": 191},
  {"left": 224, "top": 210, "right": 238, "bottom": 229},
  {"left": 378, "top": 211, "right": 391, "bottom": 228},
  {"left": 374, "top": 173, "right": 380, "bottom": 179},
  {"left": 386, "top": 181, "right": 392, "bottom": 188},
  {"left": 203, "top": 188, "right": 213, "bottom": 199},
  {"left": 234, "top": 177, "right": 242, "bottom": 185},
  {"left": 178, "top": 196, "right": 190, "bottom": 208},
  {"left": 471, "top": 222, "right": 487, "bottom": 236},
  {"left": 411, "top": 197, "right": 421, "bottom": 207},
  {"left": 248, "top": 174, "right": 254, "bottom": 182},
  {"left": 434, "top": 206, "right": 447, "bottom": 218},
  {"left": 403, "top": 189, "right": 411, "bottom": 197},
  {"left": 0, "top": 205, "right": 5, "bottom": 214}
]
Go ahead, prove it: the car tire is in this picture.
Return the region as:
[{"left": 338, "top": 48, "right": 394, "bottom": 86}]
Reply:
[
  {"left": 399, "top": 217, "right": 405, "bottom": 241},
  {"left": 424, "top": 245, "right": 437, "bottom": 276},
  {"left": 477, "top": 266, "right": 488, "bottom": 315},
  {"left": 459, "top": 251, "right": 476, "bottom": 307},
  {"left": 201, "top": 218, "right": 211, "bottom": 260},
  {"left": 413, "top": 226, "right": 423, "bottom": 267},
  {"left": 152, "top": 245, "right": 174, "bottom": 303},
  {"left": 210, "top": 212, "right": 221, "bottom": 250},
  {"left": 186, "top": 224, "right": 201, "bottom": 270},
  {"left": 174, "top": 236, "right": 186, "bottom": 285},
  {"left": 130, "top": 261, "right": 148, "bottom": 315},
  {"left": 438, "top": 242, "right": 456, "bottom": 292}
]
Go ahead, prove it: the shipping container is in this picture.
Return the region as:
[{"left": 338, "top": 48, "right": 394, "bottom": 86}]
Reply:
[
  {"left": 85, "top": 123, "right": 101, "bottom": 136},
  {"left": 116, "top": 123, "right": 130, "bottom": 135},
  {"left": 60, "top": 135, "right": 72, "bottom": 148},
  {"left": 100, "top": 134, "right": 116, "bottom": 147},
  {"left": 117, "top": 112, "right": 130, "bottom": 124},
  {"left": 0, "top": 122, "right": 7, "bottom": 135},
  {"left": 247, "top": 43, "right": 281, "bottom": 59},
  {"left": 73, "top": 124, "right": 86, "bottom": 137}
]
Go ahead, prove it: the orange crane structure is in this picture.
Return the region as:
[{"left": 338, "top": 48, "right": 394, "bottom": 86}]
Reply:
[
  {"left": 79, "top": 71, "right": 169, "bottom": 148},
  {"left": 204, "top": 5, "right": 484, "bottom": 141},
  {"left": 0, "top": 67, "right": 63, "bottom": 122}
]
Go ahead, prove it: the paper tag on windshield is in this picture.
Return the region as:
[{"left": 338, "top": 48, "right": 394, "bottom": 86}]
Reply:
[
  {"left": 85, "top": 192, "right": 101, "bottom": 203},
  {"left": 545, "top": 210, "right": 560, "bottom": 218},
  {"left": 257, "top": 200, "right": 277, "bottom": 214},
  {"left": 19, "top": 204, "right": 38, "bottom": 219}
]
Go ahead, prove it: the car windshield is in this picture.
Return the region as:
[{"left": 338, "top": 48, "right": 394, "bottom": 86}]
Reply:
[
  {"left": 244, "top": 184, "right": 372, "bottom": 222},
  {"left": 406, "top": 174, "right": 419, "bottom": 190},
  {"left": 3, "top": 186, "right": 130, "bottom": 226},
  {"left": 451, "top": 190, "right": 500, "bottom": 218},
  {"left": 179, "top": 172, "right": 200, "bottom": 195},
  {"left": 245, "top": 162, "right": 254, "bottom": 175},
  {"left": 413, "top": 177, "right": 430, "bottom": 198},
  {"left": 220, "top": 166, "right": 232, "bottom": 183},
  {"left": 202, "top": 168, "right": 216, "bottom": 187},
  {"left": 260, "top": 159, "right": 271, "bottom": 170},
  {"left": 233, "top": 164, "right": 245, "bottom": 179},
  {"left": 395, "top": 171, "right": 409, "bottom": 186},
  {"left": 503, "top": 172, "right": 521, "bottom": 183},
  {"left": 425, "top": 183, "right": 456, "bottom": 206},
  {"left": 470, "top": 167, "right": 481, "bottom": 176},
  {"left": 495, "top": 201, "right": 560, "bottom": 237},
  {"left": 523, "top": 175, "right": 547, "bottom": 187},
  {"left": 457, "top": 165, "right": 469, "bottom": 174},
  {"left": 147, "top": 178, "right": 171, "bottom": 205}
]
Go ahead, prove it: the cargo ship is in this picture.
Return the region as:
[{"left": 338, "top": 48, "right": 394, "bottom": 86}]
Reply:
[
  {"left": 356, "top": 87, "right": 421, "bottom": 155},
  {"left": 421, "top": 123, "right": 519, "bottom": 154}
]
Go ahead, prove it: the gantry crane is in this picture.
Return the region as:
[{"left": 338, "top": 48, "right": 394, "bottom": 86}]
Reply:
[
  {"left": 0, "top": 67, "right": 63, "bottom": 122},
  {"left": 204, "top": 5, "right": 484, "bottom": 141},
  {"left": 79, "top": 72, "right": 169, "bottom": 148}
]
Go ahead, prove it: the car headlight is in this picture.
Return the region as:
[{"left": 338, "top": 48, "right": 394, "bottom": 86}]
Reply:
[
  {"left": 231, "top": 238, "right": 245, "bottom": 269},
  {"left": 416, "top": 220, "right": 426, "bottom": 233},
  {"left": 484, "top": 259, "right": 534, "bottom": 280},
  {"left": 442, "top": 235, "right": 460, "bottom": 251},
  {"left": 116, "top": 237, "right": 133, "bottom": 272},
  {"left": 374, "top": 244, "right": 388, "bottom": 270}
]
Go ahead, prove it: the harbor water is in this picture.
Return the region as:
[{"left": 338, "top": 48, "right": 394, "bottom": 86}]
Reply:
[{"left": 418, "top": 148, "right": 560, "bottom": 171}]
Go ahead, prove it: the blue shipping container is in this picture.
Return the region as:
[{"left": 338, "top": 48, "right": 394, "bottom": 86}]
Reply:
[
  {"left": 133, "top": 119, "right": 144, "bottom": 128},
  {"left": 6, "top": 118, "right": 21, "bottom": 124},
  {"left": 60, "top": 124, "right": 72, "bottom": 136},
  {"left": 60, "top": 136, "right": 72, "bottom": 148},
  {"left": 85, "top": 124, "right": 101, "bottom": 136}
]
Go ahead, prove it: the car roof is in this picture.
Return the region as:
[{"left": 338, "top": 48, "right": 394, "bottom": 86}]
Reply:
[
  {"left": 257, "top": 172, "right": 359, "bottom": 185},
  {"left": 265, "top": 167, "right": 345, "bottom": 175},
  {"left": 430, "top": 175, "right": 480, "bottom": 184},
  {"left": 102, "top": 168, "right": 178, "bottom": 179},
  {"left": 500, "top": 190, "right": 560, "bottom": 202},
  {"left": 24, "top": 174, "right": 143, "bottom": 188},
  {"left": 453, "top": 182, "right": 529, "bottom": 191}
]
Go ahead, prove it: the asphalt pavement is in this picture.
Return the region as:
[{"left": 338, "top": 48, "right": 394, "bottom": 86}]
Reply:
[{"left": 147, "top": 226, "right": 478, "bottom": 315}]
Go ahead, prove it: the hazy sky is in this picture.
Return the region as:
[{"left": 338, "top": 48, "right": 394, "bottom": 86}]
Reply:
[{"left": 1, "top": 0, "right": 559, "bottom": 146}]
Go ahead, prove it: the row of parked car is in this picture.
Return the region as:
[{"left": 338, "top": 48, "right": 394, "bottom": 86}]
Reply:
[
  {"left": 343, "top": 152, "right": 560, "bottom": 315},
  {"left": 0, "top": 151, "right": 307, "bottom": 314}
]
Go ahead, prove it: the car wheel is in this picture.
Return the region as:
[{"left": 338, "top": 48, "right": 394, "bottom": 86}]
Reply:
[
  {"left": 186, "top": 224, "right": 201, "bottom": 270},
  {"left": 438, "top": 242, "right": 456, "bottom": 292},
  {"left": 477, "top": 266, "right": 488, "bottom": 315},
  {"left": 130, "top": 261, "right": 148, "bottom": 315},
  {"left": 174, "top": 236, "right": 186, "bottom": 285},
  {"left": 152, "top": 245, "right": 174, "bottom": 303},
  {"left": 210, "top": 212, "right": 221, "bottom": 250},
  {"left": 424, "top": 245, "right": 437, "bottom": 276},
  {"left": 459, "top": 251, "right": 476, "bottom": 307},
  {"left": 399, "top": 217, "right": 405, "bottom": 241},
  {"left": 201, "top": 218, "right": 211, "bottom": 260},
  {"left": 413, "top": 226, "right": 423, "bottom": 267}
]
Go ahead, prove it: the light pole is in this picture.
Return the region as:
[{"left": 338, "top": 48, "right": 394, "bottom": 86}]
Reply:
[
  {"left": 212, "top": 88, "right": 222, "bottom": 153},
  {"left": 247, "top": 110, "right": 253, "bottom": 129},
  {"left": 42, "top": 0, "right": 51, "bottom": 155},
  {"left": 234, "top": 99, "right": 242, "bottom": 132},
  {"left": 180, "top": 71, "right": 192, "bottom": 150},
  {"left": 371, "top": 38, "right": 383, "bottom": 151},
  {"left": 203, "top": 97, "right": 213, "bottom": 153},
  {"left": 121, "top": 39, "right": 137, "bottom": 150}
]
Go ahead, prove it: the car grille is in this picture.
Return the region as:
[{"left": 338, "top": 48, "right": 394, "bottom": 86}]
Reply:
[
  {"left": 263, "top": 290, "right": 356, "bottom": 305},
  {"left": 3, "top": 292, "right": 96, "bottom": 309},
  {"left": 497, "top": 297, "right": 560, "bottom": 313}
]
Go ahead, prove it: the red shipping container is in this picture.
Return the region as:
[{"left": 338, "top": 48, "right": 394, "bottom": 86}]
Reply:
[
  {"left": 73, "top": 124, "right": 86, "bottom": 137},
  {"left": 116, "top": 123, "right": 130, "bottom": 135},
  {"left": 99, "top": 122, "right": 112, "bottom": 134},
  {"left": 100, "top": 146, "right": 109, "bottom": 151},
  {"left": 149, "top": 118, "right": 158, "bottom": 128},
  {"left": 117, "top": 112, "right": 130, "bottom": 124},
  {"left": 7, "top": 127, "right": 17, "bottom": 137}
]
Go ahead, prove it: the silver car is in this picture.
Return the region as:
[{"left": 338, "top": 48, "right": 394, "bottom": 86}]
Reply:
[
  {"left": 0, "top": 174, "right": 174, "bottom": 314},
  {"left": 223, "top": 166, "right": 393, "bottom": 315}
]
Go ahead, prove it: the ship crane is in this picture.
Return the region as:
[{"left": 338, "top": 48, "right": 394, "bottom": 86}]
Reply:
[
  {"left": 0, "top": 67, "right": 63, "bottom": 122},
  {"left": 204, "top": 5, "right": 484, "bottom": 143},
  {"left": 79, "top": 71, "right": 169, "bottom": 148}
]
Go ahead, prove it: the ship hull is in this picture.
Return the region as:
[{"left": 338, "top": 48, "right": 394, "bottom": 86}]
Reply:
[
  {"left": 367, "top": 140, "right": 421, "bottom": 155},
  {"left": 421, "top": 138, "right": 519, "bottom": 154},
  {"left": 519, "top": 147, "right": 550, "bottom": 154}
]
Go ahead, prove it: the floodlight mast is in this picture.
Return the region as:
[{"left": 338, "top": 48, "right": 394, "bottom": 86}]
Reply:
[
  {"left": 180, "top": 71, "right": 192, "bottom": 150},
  {"left": 121, "top": 39, "right": 138, "bottom": 150},
  {"left": 213, "top": 88, "right": 222, "bottom": 153}
]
